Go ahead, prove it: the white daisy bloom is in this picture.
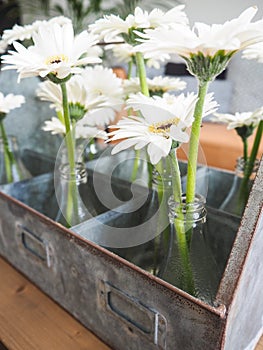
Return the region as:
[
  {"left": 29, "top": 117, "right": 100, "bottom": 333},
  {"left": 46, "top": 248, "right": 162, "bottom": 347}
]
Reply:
[
  {"left": 42, "top": 116, "right": 107, "bottom": 140},
  {"left": 37, "top": 66, "right": 124, "bottom": 127},
  {"left": 0, "top": 92, "right": 25, "bottom": 114},
  {"left": 109, "top": 115, "right": 173, "bottom": 165},
  {"left": 212, "top": 109, "right": 263, "bottom": 129},
  {"left": 123, "top": 76, "right": 186, "bottom": 96},
  {"left": 127, "top": 92, "right": 218, "bottom": 124},
  {"left": 42, "top": 117, "right": 66, "bottom": 135},
  {"left": 136, "top": 6, "right": 263, "bottom": 59},
  {"left": 1, "top": 22, "right": 101, "bottom": 81},
  {"left": 105, "top": 42, "right": 169, "bottom": 69},
  {"left": 89, "top": 5, "right": 188, "bottom": 43},
  {"left": 37, "top": 75, "right": 108, "bottom": 112},
  {"left": 108, "top": 92, "right": 218, "bottom": 164},
  {"left": 0, "top": 17, "right": 71, "bottom": 54}
]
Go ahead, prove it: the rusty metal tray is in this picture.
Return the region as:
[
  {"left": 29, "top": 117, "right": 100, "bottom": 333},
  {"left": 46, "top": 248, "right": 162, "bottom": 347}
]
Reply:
[{"left": 0, "top": 150, "right": 262, "bottom": 350}]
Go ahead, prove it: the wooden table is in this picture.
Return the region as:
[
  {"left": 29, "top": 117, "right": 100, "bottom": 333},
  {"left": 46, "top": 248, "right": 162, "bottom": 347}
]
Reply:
[
  {"left": 178, "top": 122, "right": 263, "bottom": 171},
  {"left": 0, "top": 257, "right": 111, "bottom": 350},
  {"left": 0, "top": 257, "right": 262, "bottom": 350}
]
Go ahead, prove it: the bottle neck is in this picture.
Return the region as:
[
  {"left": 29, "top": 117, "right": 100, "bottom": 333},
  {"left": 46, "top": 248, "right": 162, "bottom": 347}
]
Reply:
[
  {"left": 235, "top": 156, "right": 259, "bottom": 179},
  {"left": 59, "top": 162, "right": 87, "bottom": 185},
  {"left": 168, "top": 193, "right": 207, "bottom": 224}
]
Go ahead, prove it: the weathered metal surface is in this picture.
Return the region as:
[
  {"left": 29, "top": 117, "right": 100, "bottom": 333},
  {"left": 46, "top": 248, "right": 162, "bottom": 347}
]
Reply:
[
  {"left": 216, "top": 157, "right": 263, "bottom": 349},
  {"left": 87, "top": 154, "right": 236, "bottom": 210},
  {"left": 0, "top": 153, "right": 262, "bottom": 349},
  {"left": 0, "top": 190, "right": 227, "bottom": 350}
]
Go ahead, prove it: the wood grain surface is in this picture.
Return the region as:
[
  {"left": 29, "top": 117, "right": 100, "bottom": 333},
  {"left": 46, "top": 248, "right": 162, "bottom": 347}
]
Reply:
[
  {"left": 0, "top": 257, "right": 111, "bottom": 350},
  {"left": 0, "top": 256, "right": 262, "bottom": 350},
  {"left": 178, "top": 122, "right": 263, "bottom": 171}
]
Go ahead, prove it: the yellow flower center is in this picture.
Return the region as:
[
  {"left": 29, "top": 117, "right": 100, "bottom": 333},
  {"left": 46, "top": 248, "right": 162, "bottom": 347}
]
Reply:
[
  {"left": 45, "top": 54, "right": 69, "bottom": 65},
  {"left": 148, "top": 117, "right": 180, "bottom": 136}
]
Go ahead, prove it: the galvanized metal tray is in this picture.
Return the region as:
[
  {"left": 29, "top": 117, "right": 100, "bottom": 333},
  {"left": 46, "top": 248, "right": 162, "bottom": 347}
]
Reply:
[{"left": 0, "top": 150, "right": 262, "bottom": 350}]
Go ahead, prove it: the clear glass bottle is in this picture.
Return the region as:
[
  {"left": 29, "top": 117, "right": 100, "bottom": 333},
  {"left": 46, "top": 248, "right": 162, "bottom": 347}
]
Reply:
[
  {"left": 220, "top": 157, "right": 259, "bottom": 216},
  {"left": 109, "top": 157, "right": 174, "bottom": 275},
  {"left": 159, "top": 194, "right": 220, "bottom": 305},
  {"left": 55, "top": 162, "right": 92, "bottom": 227},
  {"left": 0, "top": 136, "right": 31, "bottom": 184}
]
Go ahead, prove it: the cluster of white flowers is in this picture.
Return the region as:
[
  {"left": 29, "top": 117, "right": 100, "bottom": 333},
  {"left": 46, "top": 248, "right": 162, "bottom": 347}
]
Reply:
[
  {"left": 89, "top": 6, "right": 188, "bottom": 43},
  {"left": 38, "top": 65, "right": 124, "bottom": 138},
  {"left": 0, "top": 4, "right": 263, "bottom": 165}
]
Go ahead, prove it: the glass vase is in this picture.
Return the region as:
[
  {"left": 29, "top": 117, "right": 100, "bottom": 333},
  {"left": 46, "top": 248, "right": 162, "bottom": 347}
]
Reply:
[
  {"left": 220, "top": 157, "right": 259, "bottom": 216},
  {"left": 109, "top": 156, "right": 176, "bottom": 276},
  {"left": 0, "top": 135, "right": 31, "bottom": 184},
  {"left": 159, "top": 194, "right": 221, "bottom": 304},
  {"left": 55, "top": 162, "right": 92, "bottom": 227}
]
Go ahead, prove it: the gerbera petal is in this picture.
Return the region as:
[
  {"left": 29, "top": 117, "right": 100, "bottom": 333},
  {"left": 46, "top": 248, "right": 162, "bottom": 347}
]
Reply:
[
  {"left": 147, "top": 137, "right": 172, "bottom": 164},
  {"left": 111, "top": 138, "right": 141, "bottom": 154}
]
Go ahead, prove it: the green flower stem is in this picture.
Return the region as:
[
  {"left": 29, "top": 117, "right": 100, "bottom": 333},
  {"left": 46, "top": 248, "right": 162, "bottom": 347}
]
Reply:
[
  {"left": 147, "top": 162, "right": 153, "bottom": 188},
  {"left": 135, "top": 51, "right": 149, "bottom": 97},
  {"left": 238, "top": 120, "right": 263, "bottom": 207},
  {"left": 61, "top": 82, "right": 76, "bottom": 170},
  {"left": 130, "top": 149, "right": 140, "bottom": 182},
  {"left": 153, "top": 158, "right": 172, "bottom": 276},
  {"left": 127, "top": 60, "right": 133, "bottom": 79},
  {"left": 174, "top": 217, "right": 196, "bottom": 295},
  {"left": 0, "top": 121, "right": 14, "bottom": 183},
  {"left": 153, "top": 160, "right": 166, "bottom": 275},
  {"left": 244, "top": 120, "right": 262, "bottom": 181},
  {"left": 169, "top": 148, "right": 195, "bottom": 295},
  {"left": 131, "top": 52, "right": 150, "bottom": 183},
  {"left": 60, "top": 82, "right": 78, "bottom": 227},
  {"left": 243, "top": 137, "right": 248, "bottom": 162},
  {"left": 186, "top": 81, "right": 209, "bottom": 204},
  {"left": 169, "top": 148, "right": 182, "bottom": 203}
]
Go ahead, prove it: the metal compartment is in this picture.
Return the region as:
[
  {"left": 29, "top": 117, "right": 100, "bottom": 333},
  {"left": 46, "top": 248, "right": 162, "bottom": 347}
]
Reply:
[{"left": 0, "top": 151, "right": 262, "bottom": 350}]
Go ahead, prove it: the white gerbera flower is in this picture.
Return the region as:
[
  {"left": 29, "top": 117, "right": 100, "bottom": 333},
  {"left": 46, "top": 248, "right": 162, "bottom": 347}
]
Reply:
[
  {"left": 123, "top": 76, "right": 186, "bottom": 96},
  {"left": 37, "top": 75, "right": 107, "bottom": 113},
  {"left": 42, "top": 116, "right": 107, "bottom": 140},
  {"left": 89, "top": 5, "right": 188, "bottom": 43},
  {"left": 42, "top": 116, "right": 66, "bottom": 135},
  {"left": 108, "top": 92, "right": 218, "bottom": 164},
  {"left": 105, "top": 42, "right": 169, "bottom": 69},
  {"left": 138, "top": 7, "right": 263, "bottom": 58},
  {"left": 212, "top": 109, "right": 263, "bottom": 129},
  {"left": 0, "top": 16, "right": 71, "bottom": 53},
  {"left": 136, "top": 7, "right": 263, "bottom": 81},
  {"left": 37, "top": 66, "right": 124, "bottom": 127},
  {"left": 1, "top": 22, "right": 101, "bottom": 81},
  {"left": 0, "top": 92, "right": 25, "bottom": 114},
  {"left": 127, "top": 92, "right": 218, "bottom": 124},
  {"left": 109, "top": 115, "right": 173, "bottom": 164}
]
